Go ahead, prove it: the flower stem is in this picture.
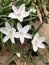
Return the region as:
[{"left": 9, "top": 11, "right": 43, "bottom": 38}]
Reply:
[
  {"left": 23, "top": 17, "right": 36, "bottom": 22},
  {"left": 0, "top": 15, "right": 8, "bottom": 17},
  {"left": 0, "top": 22, "right": 4, "bottom": 25},
  {"left": 0, "top": 5, "right": 11, "bottom": 11},
  {"left": 1, "top": 33, "right": 5, "bottom": 49}
]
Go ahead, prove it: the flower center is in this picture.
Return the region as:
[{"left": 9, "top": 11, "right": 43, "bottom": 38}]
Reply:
[
  {"left": 20, "top": 31, "right": 24, "bottom": 35},
  {"left": 17, "top": 14, "right": 21, "bottom": 16},
  {"left": 9, "top": 30, "right": 14, "bottom": 36},
  {"left": 35, "top": 40, "right": 38, "bottom": 45}
]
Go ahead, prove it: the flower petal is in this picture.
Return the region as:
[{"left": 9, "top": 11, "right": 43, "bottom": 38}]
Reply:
[
  {"left": 8, "top": 13, "right": 17, "bottom": 19},
  {"left": 34, "top": 33, "right": 39, "bottom": 39},
  {"left": 16, "top": 52, "right": 20, "bottom": 58},
  {"left": 14, "top": 32, "right": 20, "bottom": 38},
  {"left": 17, "top": 17, "right": 23, "bottom": 22},
  {"left": 33, "top": 45, "right": 38, "bottom": 52},
  {"left": 3, "top": 35, "right": 10, "bottom": 42},
  {"left": 12, "top": 5, "right": 18, "bottom": 14},
  {"left": 31, "top": 39, "right": 37, "bottom": 46},
  {"left": 22, "top": 25, "right": 30, "bottom": 33},
  {"left": 37, "top": 43, "right": 45, "bottom": 49},
  {"left": 39, "top": 37, "right": 45, "bottom": 42},
  {"left": 0, "top": 27, "right": 8, "bottom": 34},
  {"left": 20, "top": 36, "right": 24, "bottom": 44},
  {"left": 29, "top": 8, "right": 36, "bottom": 13},
  {"left": 19, "top": 4, "right": 25, "bottom": 14},
  {"left": 17, "top": 23, "right": 22, "bottom": 31},
  {"left": 12, "top": 28, "right": 16, "bottom": 32},
  {"left": 5, "top": 22, "right": 11, "bottom": 31},
  {"left": 10, "top": 37, "right": 15, "bottom": 43},
  {"left": 24, "top": 33, "right": 32, "bottom": 39},
  {"left": 22, "top": 11, "right": 30, "bottom": 17}
]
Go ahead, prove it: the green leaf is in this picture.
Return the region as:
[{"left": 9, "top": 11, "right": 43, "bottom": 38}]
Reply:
[
  {"left": 37, "top": 51, "right": 47, "bottom": 65},
  {"left": 34, "top": 22, "right": 44, "bottom": 34},
  {"left": 3, "top": 0, "right": 11, "bottom": 6},
  {"left": 29, "top": 54, "right": 35, "bottom": 64},
  {"left": 29, "top": 49, "right": 35, "bottom": 64},
  {"left": 5, "top": 54, "right": 17, "bottom": 65},
  {"left": 0, "top": 33, "right": 5, "bottom": 48}
]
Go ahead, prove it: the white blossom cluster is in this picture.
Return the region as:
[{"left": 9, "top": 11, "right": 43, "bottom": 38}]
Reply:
[{"left": 0, "top": 4, "right": 45, "bottom": 52}]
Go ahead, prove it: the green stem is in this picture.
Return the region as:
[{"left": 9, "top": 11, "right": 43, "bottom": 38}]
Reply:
[
  {"left": 23, "top": 17, "right": 36, "bottom": 22},
  {"left": 12, "top": 44, "right": 15, "bottom": 51},
  {"left": 29, "top": 12, "right": 33, "bottom": 27},
  {"left": 5, "top": 54, "right": 17, "bottom": 65},
  {"left": 0, "top": 22, "right": 4, "bottom": 25},
  {"left": 37, "top": 51, "right": 47, "bottom": 65},
  {"left": 1, "top": 33, "right": 5, "bottom": 49},
  {"left": 0, "top": 15, "right": 8, "bottom": 17},
  {"left": 0, "top": 5, "right": 11, "bottom": 11},
  {"left": 29, "top": 49, "right": 35, "bottom": 64},
  {"left": 34, "top": 22, "right": 44, "bottom": 34},
  {"left": 32, "top": 22, "right": 44, "bottom": 39}
]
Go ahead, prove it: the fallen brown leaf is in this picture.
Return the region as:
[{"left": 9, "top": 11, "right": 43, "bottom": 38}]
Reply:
[
  {"left": 15, "top": 58, "right": 26, "bottom": 65},
  {"left": 0, "top": 48, "right": 13, "bottom": 65},
  {"left": 43, "top": 3, "right": 49, "bottom": 24},
  {"left": 34, "top": 57, "right": 44, "bottom": 65},
  {"left": 15, "top": 57, "right": 33, "bottom": 65},
  {"left": 32, "top": 3, "right": 43, "bottom": 23}
]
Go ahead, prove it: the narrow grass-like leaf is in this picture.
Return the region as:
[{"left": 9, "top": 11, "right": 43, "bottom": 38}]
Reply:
[
  {"left": 29, "top": 49, "right": 35, "bottom": 64},
  {"left": 0, "top": 33, "right": 5, "bottom": 48},
  {"left": 29, "top": 54, "right": 35, "bottom": 64},
  {"left": 37, "top": 51, "right": 47, "bottom": 65},
  {"left": 34, "top": 22, "right": 44, "bottom": 34},
  {"left": 5, "top": 54, "right": 17, "bottom": 65}
]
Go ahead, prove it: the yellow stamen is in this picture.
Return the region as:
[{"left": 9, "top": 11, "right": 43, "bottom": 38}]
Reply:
[
  {"left": 35, "top": 40, "right": 38, "bottom": 45},
  {"left": 9, "top": 30, "right": 14, "bottom": 35},
  {"left": 17, "top": 14, "right": 21, "bottom": 16}
]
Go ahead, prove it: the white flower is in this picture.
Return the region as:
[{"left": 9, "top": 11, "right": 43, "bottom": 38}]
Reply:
[
  {"left": 8, "top": 4, "right": 30, "bottom": 22},
  {"left": 31, "top": 33, "right": 45, "bottom": 52},
  {"left": 16, "top": 52, "right": 20, "bottom": 58},
  {"left": 0, "top": 22, "right": 18, "bottom": 43},
  {"left": 15, "top": 23, "right": 32, "bottom": 44}
]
